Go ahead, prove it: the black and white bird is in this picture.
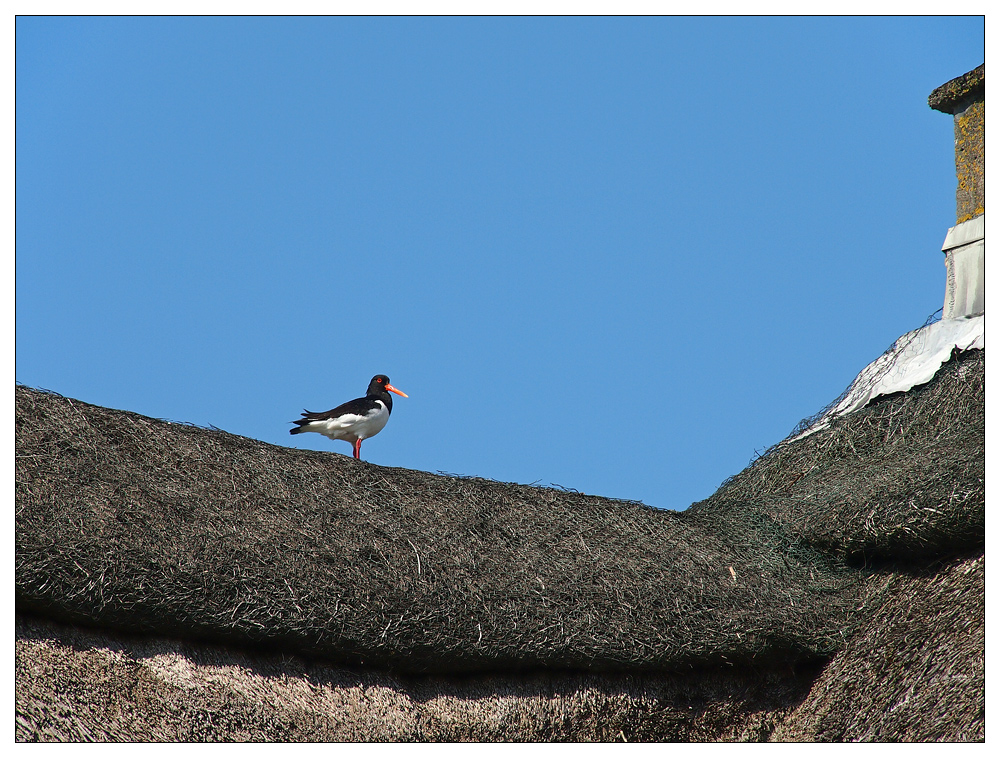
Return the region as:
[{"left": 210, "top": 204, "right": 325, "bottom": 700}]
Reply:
[{"left": 290, "top": 375, "right": 408, "bottom": 459}]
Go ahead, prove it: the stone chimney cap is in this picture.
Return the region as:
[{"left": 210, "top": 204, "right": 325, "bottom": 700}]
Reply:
[{"left": 928, "top": 64, "right": 985, "bottom": 115}]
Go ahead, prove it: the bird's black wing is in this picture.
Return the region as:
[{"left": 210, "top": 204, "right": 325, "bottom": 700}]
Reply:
[{"left": 296, "top": 396, "right": 380, "bottom": 423}]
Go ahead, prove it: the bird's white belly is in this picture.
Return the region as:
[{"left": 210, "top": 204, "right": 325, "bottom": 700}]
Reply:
[{"left": 314, "top": 401, "right": 389, "bottom": 442}]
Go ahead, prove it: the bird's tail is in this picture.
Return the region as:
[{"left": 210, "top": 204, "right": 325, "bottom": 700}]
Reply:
[{"left": 289, "top": 410, "right": 317, "bottom": 434}]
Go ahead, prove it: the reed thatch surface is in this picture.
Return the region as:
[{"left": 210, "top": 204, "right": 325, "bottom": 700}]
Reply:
[
  {"left": 692, "top": 349, "right": 984, "bottom": 563},
  {"left": 14, "top": 390, "right": 863, "bottom": 675},
  {"left": 772, "top": 554, "right": 985, "bottom": 742},
  {"left": 14, "top": 349, "right": 984, "bottom": 741},
  {"left": 16, "top": 614, "right": 816, "bottom": 742}
]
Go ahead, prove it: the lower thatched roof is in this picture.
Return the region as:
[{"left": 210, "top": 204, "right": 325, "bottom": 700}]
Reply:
[
  {"left": 773, "top": 553, "right": 984, "bottom": 741},
  {"left": 17, "top": 613, "right": 817, "bottom": 742},
  {"left": 14, "top": 349, "right": 984, "bottom": 740},
  {"left": 17, "top": 552, "right": 983, "bottom": 741}
]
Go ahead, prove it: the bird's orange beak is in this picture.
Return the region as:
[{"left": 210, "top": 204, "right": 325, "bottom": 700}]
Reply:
[{"left": 386, "top": 384, "right": 408, "bottom": 398}]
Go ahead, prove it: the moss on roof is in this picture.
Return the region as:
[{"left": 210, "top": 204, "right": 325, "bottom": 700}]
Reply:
[{"left": 928, "top": 64, "right": 985, "bottom": 114}]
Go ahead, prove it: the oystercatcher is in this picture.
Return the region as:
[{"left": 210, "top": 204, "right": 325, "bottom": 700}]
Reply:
[{"left": 290, "top": 375, "right": 408, "bottom": 459}]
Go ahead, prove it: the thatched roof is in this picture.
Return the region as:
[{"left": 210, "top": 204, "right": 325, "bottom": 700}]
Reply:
[
  {"left": 14, "top": 349, "right": 984, "bottom": 741},
  {"left": 16, "top": 613, "right": 817, "bottom": 742}
]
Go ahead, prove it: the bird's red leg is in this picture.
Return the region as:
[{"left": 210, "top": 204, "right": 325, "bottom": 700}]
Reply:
[{"left": 353, "top": 439, "right": 361, "bottom": 459}]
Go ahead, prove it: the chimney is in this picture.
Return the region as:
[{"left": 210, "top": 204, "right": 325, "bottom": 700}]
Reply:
[{"left": 929, "top": 64, "right": 984, "bottom": 319}]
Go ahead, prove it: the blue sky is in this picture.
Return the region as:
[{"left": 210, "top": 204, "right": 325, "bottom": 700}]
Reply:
[{"left": 15, "top": 16, "right": 984, "bottom": 510}]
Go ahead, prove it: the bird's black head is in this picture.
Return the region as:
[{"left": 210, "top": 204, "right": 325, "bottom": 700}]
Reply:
[{"left": 367, "top": 375, "right": 408, "bottom": 399}]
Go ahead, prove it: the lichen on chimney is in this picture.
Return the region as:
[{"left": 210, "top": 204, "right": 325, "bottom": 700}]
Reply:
[{"left": 929, "top": 64, "right": 985, "bottom": 223}]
